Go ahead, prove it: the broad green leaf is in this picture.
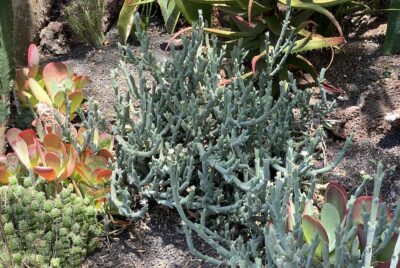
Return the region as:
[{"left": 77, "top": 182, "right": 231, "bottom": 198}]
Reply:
[
  {"left": 321, "top": 203, "right": 340, "bottom": 252},
  {"left": 67, "top": 91, "right": 84, "bottom": 115},
  {"left": 174, "top": 0, "right": 212, "bottom": 25},
  {"left": 118, "top": 0, "right": 141, "bottom": 45},
  {"left": 158, "top": 0, "right": 181, "bottom": 33},
  {"left": 383, "top": 0, "right": 400, "bottom": 54},
  {"left": 28, "top": 78, "right": 52, "bottom": 105},
  {"left": 302, "top": 215, "right": 329, "bottom": 259},
  {"left": 325, "top": 181, "right": 348, "bottom": 222}
]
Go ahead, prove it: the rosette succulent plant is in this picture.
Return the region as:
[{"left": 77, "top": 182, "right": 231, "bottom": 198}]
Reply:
[{"left": 14, "top": 44, "right": 88, "bottom": 118}]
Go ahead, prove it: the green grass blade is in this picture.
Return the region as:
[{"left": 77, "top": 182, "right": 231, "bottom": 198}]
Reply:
[{"left": 383, "top": 0, "right": 400, "bottom": 54}]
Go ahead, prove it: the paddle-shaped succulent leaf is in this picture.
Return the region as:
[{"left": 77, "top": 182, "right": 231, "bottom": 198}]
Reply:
[
  {"left": 325, "top": 181, "right": 347, "bottom": 221},
  {"left": 14, "top": 44, "right": 88, "bottom": 118},
  {"left": 6, "top": 128, "right": 77, "bottom": 182},
  {"left": 302, "top": 214, "right": 329, "bottom": 259},
  {"left": 75, "top": 149, "right": 113, "bottom": 208}
]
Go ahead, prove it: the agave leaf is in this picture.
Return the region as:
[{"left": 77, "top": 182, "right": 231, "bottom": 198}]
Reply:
[
  {"left": 27, "top": 44, "right": 40, "bottom": 78},
  {"left": 117, "top": 0, "right": 142, "bottom": 45},
  {"left": 33, "top": 166, "right": 57, "bottom": 181},
  {"left": 204, "top": 23, "right": 266, "bottom": 39},
  {"left": 383, "top": 0, "right": 400, "bottom": 54},
  {"left": 174, "top": 0, "right": 212, "bottom": 25},
  {"left": 321, "top": 203, "right": 340, "bottom": 252},
  {"left": 280, "top": 0, "right": 344, "bottom": 37},
  {"left": 158, "top": 0, "right": 181, "bottom": 33},
  {"left": 302, "top": 215, "right": 329, "bottom": 259},
  {"left": 325, "top": 181, "right": 348, "bottom": 222},
  {"left": 28, "top": 78, "right": 52, "bottom": 105}
]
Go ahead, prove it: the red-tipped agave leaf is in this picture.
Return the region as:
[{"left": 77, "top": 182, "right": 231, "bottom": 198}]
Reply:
[
  {"left": 325, "top": 182, "right": 348, "bottom": 221},
  {"left": 34, "top": 166, "right": 57, "bottom": 181},
  {"left": 28, "top": 44, "right": 40, "bottom": 78},
  {"left": 302, "top": 215, "right": 329, "bottom": 259}
]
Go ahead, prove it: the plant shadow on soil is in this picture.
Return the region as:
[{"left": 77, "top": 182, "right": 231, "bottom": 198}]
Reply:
[{"left": 38, "top": 15, "right": 400, "bottom": 267}]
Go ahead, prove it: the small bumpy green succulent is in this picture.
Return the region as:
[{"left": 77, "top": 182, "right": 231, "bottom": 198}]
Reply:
[{"left": 0, "top": 179, "right": 102, "bottom": 267}]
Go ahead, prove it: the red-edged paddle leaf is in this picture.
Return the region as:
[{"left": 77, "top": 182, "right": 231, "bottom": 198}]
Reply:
[
  {"left": 98, "top": 149, "right": 114, "bottom": 162},
  {"left": 18, "top": 129, "right": 36, "bottom": 146},
  {"left": 28, "top": 44, "right": 40, "bottom": 78},
  {"left": 33, "top": 166, "right": 57, "bottom": 181},
  {"left": 43, "top": 62, "right": 69, "bottom": 92},
  {"left": 28, "top": 144, "right": 40, "bottom": 167},
  {"left": 353, "top": 196, "right": 373, "bottom": 225},
  {"left": 302, "top": 215, "right": 329, "bottom": 259},
  {"left": 325, "top": 182, "right": 347, "bottom": 221},
  {"left": 95, "top": 169, "right": 112, "bottom": 185},
  {"left": 59, "top": 144, "right": 77, "bottom": 180},
  {"left": 44, "top": 152, "right": 62, "bottom": 175},
  {"left": 43, "top": 133, "right": 64, "bottom": 154},
  {"left": 353, "top": 196, "right": 392, "bottom": 225},
  {"left": 76, "top": 163, "right": 93, "bottom": 184}
]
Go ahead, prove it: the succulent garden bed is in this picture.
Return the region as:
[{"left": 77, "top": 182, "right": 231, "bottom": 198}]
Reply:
[{"left": 1, "top": 0, "right": 400, "bottom": 267}]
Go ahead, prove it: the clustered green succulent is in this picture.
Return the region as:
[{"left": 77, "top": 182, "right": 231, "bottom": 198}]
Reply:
[{"left": 0, "top": 179, "right": 101, "bottom": 268}]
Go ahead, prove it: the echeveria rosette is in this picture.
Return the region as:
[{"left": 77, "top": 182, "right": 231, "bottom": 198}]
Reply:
[{"left": 6, "top": 128, "right": 77, "bottom": 182}]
